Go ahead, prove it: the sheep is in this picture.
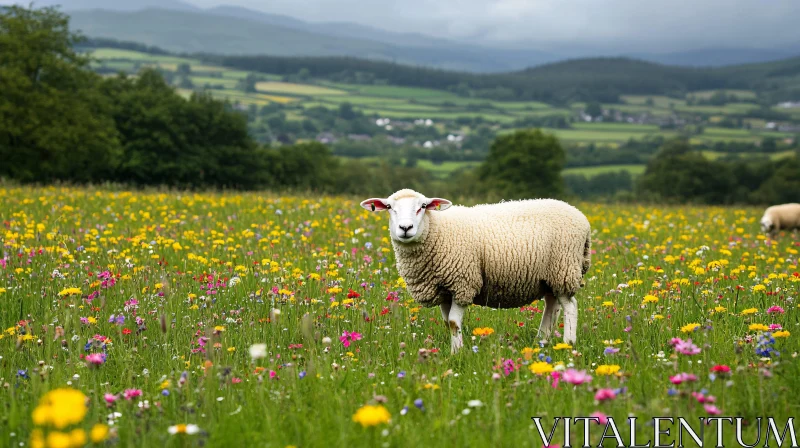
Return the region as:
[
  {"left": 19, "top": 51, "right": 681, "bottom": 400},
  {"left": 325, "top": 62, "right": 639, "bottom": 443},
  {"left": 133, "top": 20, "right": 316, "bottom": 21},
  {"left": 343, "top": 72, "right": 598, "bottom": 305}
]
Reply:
[
  {"left": 760, "top": 203, "right": 800, "bottom": 238},
  {"left": 361, "top": 189, "right": 591, "bottom": 352}
]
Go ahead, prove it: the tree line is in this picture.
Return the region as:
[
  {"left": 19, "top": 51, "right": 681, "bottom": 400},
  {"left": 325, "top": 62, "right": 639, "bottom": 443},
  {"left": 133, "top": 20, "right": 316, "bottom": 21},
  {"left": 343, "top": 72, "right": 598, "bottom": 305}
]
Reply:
[{"left": 2, "top": 5, "right": 799, "bottom": 205}]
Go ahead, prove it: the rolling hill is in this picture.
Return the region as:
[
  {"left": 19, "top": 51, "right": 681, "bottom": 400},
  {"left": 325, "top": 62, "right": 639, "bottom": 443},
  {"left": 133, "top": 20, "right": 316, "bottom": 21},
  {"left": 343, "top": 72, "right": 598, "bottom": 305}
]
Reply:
[
  {"left": 32, "top": 0, "right": 796, "bottom": 72},
  {"left": 65, "top": 8, "right": 560, "bottom": 73}
]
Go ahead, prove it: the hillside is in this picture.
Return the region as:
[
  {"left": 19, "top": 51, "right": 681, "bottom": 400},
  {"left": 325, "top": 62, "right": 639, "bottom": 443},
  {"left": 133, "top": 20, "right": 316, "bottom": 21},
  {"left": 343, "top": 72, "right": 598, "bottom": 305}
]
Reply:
[
  {"left": 211, "top": 52, "right": 800, "bottom": 104},
  {"left": 66, "top": 9, "right": 558, "bottom": 72},
  {"left": 54, "top": 4, "right": 800, "bottom": 72}
]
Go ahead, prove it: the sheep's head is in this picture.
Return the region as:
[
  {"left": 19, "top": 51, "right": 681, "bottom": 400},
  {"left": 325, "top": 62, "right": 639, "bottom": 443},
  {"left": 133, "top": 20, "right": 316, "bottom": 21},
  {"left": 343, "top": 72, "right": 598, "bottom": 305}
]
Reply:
[
  {"left": 760, "top": 214, "right": 773, "bottom": 234},
  {"left": 360, "top": 189, "right": 452, "bottom": 243}
]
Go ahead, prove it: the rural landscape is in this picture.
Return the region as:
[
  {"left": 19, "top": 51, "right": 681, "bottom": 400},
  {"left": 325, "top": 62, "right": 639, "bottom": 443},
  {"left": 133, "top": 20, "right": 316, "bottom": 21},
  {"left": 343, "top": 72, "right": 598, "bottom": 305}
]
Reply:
[{"left": 2, "top": 1, "right": 800, "bottom": 447}]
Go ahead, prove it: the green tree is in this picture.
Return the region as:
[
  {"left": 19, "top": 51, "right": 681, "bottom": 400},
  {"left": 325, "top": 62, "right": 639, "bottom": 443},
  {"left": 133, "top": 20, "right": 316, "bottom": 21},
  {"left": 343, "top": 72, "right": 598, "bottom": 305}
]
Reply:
[
  {"left": 477, "top": 129, "right": 566, "bottom": 199},
  {"left": 100, "top": 69, "right": 261, "bottom": 188},
  {"left": 753, "top": 157, "right": 800, "bottom": 204},
  {"left": 584, "top": 102, "right": 602, "bottom": 119},
  {"left": 637, "top": 139, "right": 734, "bottom": 204},
  {"left": 0, "top": 5, "right": 121, "bottom": 182}
]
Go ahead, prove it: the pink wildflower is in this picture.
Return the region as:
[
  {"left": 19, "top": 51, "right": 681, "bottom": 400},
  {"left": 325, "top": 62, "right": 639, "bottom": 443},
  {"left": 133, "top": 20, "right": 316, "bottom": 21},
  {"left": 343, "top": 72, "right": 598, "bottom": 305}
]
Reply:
[
  {"left": 590, "top": 411, "right": 609, "bottom": 425},
  {"left": 339, "top": 330, "right": 363, "bottom": 348},
  {"left": 562, "top": 369, "right": 592, "bottom": 385},
  {"left": 550, "top": 371, "right": 560, "bottom": 389},
  {"left": 669, "top": 372, "right": 698, "bottom": 385},
  {"left": 123, "top": 389, "right": 142, "bottom": 400},
  {"left": 674, "top": 338, "right": 701, "bottom": 355},
  {"left": 104, "top": 393, "right": 119, "bottom": 406},
  {"left": 85, "top": 353, "right": 106, "bottom": 366},
  {"left": 594, "top": 389, "right": 616, "bottom": 401},
  {"left": 766, "top": 306, "right": 785, "bottom": 314},
  {"left": 769, "top": 324, "right": 783, "bottom": 331},
  {"left": 704, "top": 404, "right": 722, "bottom": 415}
]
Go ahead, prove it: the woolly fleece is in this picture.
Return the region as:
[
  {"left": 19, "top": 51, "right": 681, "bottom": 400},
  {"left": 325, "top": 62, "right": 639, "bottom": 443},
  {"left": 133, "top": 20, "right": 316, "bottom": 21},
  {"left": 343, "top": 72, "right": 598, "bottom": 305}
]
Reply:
[{"left": 762, "top": 203, "right": 800, "bottom": 235}]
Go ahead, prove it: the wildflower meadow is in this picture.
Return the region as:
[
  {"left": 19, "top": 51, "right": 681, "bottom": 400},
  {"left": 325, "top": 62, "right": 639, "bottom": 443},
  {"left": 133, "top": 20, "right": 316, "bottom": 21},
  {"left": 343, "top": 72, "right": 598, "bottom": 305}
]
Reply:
[{"left": 1, "top": 186, "right": 799, "bottom": 447}]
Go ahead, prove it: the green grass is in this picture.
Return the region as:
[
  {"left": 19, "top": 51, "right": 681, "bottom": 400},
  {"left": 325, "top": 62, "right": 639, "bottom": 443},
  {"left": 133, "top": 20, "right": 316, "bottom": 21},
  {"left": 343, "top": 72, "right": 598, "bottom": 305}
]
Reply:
[
  {"left": 83, "top": 47, "right": 796, "bottom": 153},
  {"left": 352, "top": 85, "right": 459, "bottom": 100},
  {"left": 563, "top": 164, "right": 646, "bottom": 176},
  {"left": 691, "top": 89, "right": 757, "bottom": 100},
  {"left": 621, "top": 95, "right": 686, "bottom": 108},
  {"left": 414, "top": 160, "right": 478, "bottom": 177},
  {"left": 255, "top": 82, "right": 347, "bottom": 96},
  {"left": 1, "top": 187, "right": 798, "bottom": 448}
]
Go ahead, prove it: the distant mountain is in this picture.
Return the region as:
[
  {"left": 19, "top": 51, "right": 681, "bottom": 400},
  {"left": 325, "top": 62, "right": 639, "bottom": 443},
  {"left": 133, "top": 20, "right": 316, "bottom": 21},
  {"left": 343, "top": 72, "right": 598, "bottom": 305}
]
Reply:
[
  {"left": 25, "top": 0, "right": 800, "bottom": 71},
  {"left": 630, "top": 48, "right": 800, "bottom": 67},
  {"left": 66, "top": 8, "right": 560, "bottom": 72}
]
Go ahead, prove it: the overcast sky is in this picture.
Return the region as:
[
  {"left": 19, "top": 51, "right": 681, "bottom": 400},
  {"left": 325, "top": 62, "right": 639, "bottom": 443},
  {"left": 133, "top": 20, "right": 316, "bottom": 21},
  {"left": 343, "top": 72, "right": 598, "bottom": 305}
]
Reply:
[{"left": 181, "top": 0, "right": 800, "bottom": 52}]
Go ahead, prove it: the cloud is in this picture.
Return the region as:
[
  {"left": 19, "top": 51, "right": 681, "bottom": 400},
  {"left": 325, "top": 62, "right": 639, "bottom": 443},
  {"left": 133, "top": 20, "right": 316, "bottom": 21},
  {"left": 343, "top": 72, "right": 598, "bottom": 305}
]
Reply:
[{"left": 16, "top": 0, "right": 800, "bottom": 52}]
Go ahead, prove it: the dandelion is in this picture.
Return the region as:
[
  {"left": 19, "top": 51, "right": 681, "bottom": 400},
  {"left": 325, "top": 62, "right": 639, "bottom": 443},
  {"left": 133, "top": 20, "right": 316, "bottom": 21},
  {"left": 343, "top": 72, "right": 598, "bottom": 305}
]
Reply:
[
  {"left": 681, "top": 323, "right": 700, "bottom": 333},
  {"left": 57, "top": 287, "right": 82, "bottom": 297},
  {"left": 90, "top": 424, "right": 109, "bottom": 443},
  {"left": 595, "top": 365, "right": 621, "bottom": 376},
  {"left": 352, "top": 405, "right": 391, "bottom": 427},
  {"left": 740, "top": 308, "right": 758, "bottom": 316},
  {"left": 749, "top": 323, "right": 769, "bottom": 332},
  {"left": 642, "top": 295, "right": 659, "bottom": 304},
  {"left": 773, "top": 330, "right": 790, "bottom": 338},
  {"left": 553, "top": 343, "right": 572, "bottom": 351},
  {"left": 31, "top": 387, "right": 87, "bottom": 429},
  {"left": 529, "top": 362, "right": 554, "bottom": 375}
]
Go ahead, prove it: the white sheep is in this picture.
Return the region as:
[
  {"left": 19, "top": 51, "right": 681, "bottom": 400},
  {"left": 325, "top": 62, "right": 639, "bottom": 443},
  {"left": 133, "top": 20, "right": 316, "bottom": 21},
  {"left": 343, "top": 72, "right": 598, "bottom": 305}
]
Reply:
[
  {"left": 361, "top": 189, "right": 591, "bottom": 352},
  {"left": 761, "top": 203, "right": 800, "bottom": 238}
]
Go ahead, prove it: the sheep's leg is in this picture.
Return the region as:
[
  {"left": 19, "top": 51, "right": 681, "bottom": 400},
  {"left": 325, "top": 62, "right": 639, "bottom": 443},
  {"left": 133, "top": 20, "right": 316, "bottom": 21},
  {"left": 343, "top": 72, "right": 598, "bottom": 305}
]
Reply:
[
  {"left": 448, "top": 302, "right": 465, "bottom": 353},
  {"left": 440, "top": 301, "right": 452, "bottom": 323},
  {"left": 557, "top": 295, "right": 578, "bottom": 345},
  {"left": 538, "top": 294, "right": 560, "bottom": 342}
]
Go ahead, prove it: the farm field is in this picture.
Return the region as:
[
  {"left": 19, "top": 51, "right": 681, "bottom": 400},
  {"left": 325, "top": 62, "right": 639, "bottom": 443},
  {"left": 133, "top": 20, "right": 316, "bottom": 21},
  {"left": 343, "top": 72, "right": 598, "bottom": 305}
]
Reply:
[
  {"left": 563, "top": 164, "right": 647, "bottom": 176},
  {"left": 87, "top": 48, "right": 779, "bottom": 147},
  {"left": 2, "top": 186, "right": 800, "bottom": 447}
]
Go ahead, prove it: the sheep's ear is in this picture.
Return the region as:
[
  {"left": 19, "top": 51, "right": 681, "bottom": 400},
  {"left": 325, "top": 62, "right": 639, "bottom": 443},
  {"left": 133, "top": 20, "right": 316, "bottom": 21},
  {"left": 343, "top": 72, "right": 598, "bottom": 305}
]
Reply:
[
  {"left": 426, "top": 198, "right": 452, "bottom": 211},
  {"left": 360, "top": 198, "right": 389, "bottom": 211}
]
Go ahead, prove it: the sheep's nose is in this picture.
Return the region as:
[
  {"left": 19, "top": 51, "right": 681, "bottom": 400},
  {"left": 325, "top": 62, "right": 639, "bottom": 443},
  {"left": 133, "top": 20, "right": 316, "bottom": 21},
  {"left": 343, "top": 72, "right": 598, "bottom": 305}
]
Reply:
[{"left": 399, "top": 224, "right": 413, "bottom": 232}]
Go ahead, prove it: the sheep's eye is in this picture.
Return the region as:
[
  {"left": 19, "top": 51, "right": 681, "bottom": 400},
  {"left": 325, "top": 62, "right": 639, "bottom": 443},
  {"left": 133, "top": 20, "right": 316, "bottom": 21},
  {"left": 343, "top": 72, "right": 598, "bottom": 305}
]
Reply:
[
  {"left": 385, "top": 204, "right": 391, "bottom": 210},
  {"left": 421, "top": 203, "right": 427, "bottom": 209}
]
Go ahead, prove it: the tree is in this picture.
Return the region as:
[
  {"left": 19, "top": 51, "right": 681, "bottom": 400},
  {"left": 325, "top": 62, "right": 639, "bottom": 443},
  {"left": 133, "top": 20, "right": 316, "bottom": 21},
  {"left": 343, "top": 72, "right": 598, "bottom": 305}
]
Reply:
[
  {"left": 637, "top": 139, "right": 734, "bottom": 204},
  {"left": 584, "top": 102, "right": 602, "bottom": 119},
  {"left": 100, "top": 69, "right": 262, "bottom": 188},
  {"left": 0, "top": 5, "right": 121, "bottom": 182},
  {"left": 477, "top": 129, "right": 566, "bottom": 199}
]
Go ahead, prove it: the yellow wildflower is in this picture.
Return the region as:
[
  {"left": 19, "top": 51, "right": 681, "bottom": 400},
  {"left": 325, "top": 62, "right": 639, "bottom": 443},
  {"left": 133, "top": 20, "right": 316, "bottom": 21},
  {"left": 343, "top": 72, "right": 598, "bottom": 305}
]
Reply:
[{"left": 352, "top": 404, "right": 391, "bottom": 427}]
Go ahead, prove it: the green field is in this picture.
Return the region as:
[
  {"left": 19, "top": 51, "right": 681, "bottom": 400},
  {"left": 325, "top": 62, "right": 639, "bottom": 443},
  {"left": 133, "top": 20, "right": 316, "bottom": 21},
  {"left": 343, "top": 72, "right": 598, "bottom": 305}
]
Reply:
[
  {"left": 2, "top": 186, "right": 799, "bottom": 447},
  {"left": 86, "top": 48, "right": 797, "bottom": 181},
  {"left": 563, "top": 164, "right": 647, "bottom": 176}
]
